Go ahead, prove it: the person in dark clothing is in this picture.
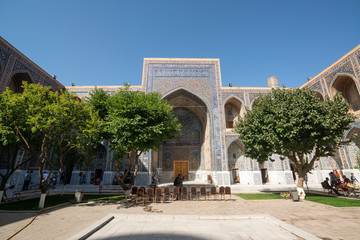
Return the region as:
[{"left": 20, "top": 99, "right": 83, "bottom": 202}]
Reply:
[
  {"left": 22, "top": 171, "right": 32, "bottom": 190},
  {"left": 174, "top": 174, "right": 184, "bottom": 200},
  {"left": 323, "top": 177, "right": 342, "bottom": 196},
  {"left": 350, "top": 173, "right": 359, "bottom": 184},
  {"left": 329, "top": 172, "right": 338, "bottom": 188},
  {"left": 342, "top": 175, "right": 351, "bottom": 184}
]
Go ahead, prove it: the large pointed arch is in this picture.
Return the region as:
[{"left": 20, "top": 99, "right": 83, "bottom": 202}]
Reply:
[
  {"left": 313, "top": 90, "right": 325, "bottom": 101},
  {"left": 8, "top": 72, "right": 34, "bottom": 93},
  {"left": 154, "top": 88, "right": 212, "bottom": 182},
  {"left": 331, "top": 74, "right": 360, "bottom": 111}
]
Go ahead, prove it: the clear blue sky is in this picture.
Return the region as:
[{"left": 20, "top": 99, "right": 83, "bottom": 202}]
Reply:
[{"left": 1, "top": 0, "right": 359, "bottom": 88}]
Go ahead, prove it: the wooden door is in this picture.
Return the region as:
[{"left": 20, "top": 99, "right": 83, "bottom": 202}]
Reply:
[{"left": 174, "top": 161, "right": 189, "bottom": 179}]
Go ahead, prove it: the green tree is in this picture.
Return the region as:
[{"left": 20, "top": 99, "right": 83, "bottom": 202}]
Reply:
[
  {"left": 87, "top": 86, "right": 181, "bottom": 194},
  {"left": 355, "top": 150, "right": 360, "bottom": 170},
  {"left": 0, "top": 90, "right": 32, "bottom": 202},
  {"left": 0, "top": 83, "right": 100, "bottom": 208},
  {"left": 0, "top": 143, "right": 27, "bottom": 202},
  {"left": 235, "top": 88, "right": 355, "bottom": 197}
]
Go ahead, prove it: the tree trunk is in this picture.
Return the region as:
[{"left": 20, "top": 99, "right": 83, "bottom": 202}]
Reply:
[
  {"left": 116, "top": 149, "right": 141, "bottom": 192},
  {"left": 0, "top": 177, "right": 7, "bottom": 203},
  {"left": 61, "top": 184, "right": 66, "bottom": 196},
  {"left": 0, "top": 178, "right": 6, "bottom": 191},
  {"left": 124, "top": 189, "right": 130, "bottom": 198},
  {"left": 296, "top": 170, "right": 306, "bottom": 200},
  {"left": 39, "top": 193, "right": 46, "bottom": 209}
]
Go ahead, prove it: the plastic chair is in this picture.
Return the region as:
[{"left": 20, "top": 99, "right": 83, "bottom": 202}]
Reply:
[
  {"left": 190, "top": 186, "right": 198, "bottom": 201},
  {"left": 199, "top": 186, "right": 207, "bottom": 201},
  {"left": 172, "top": 186, "right": 180, "bottom": 201},
  {"left": 219, "top": 186, "right": 225, "bottom": 200},
  {"left": 180, "top": 186, "right": 188, "bottom": 201},
  {"left": 209, "top": 186, "right": 218, "bottom": 200},
  {"left": 136, "top": 186, "right": 145, "bottom": 204},
  {"left": 154, "top": 187, "right": 163, "bottom": 203},
  {"left": 146, "top": 187, "right": 154, "bottom": 203},
  {"left": 131, "top": 186, "right": 138, "bottom": 196},
  {"left": 163, "top": 186, "right": 171, "bottom": 202},
  {"left": 224, "top": 186, "right": 231, "bottom": 201}
]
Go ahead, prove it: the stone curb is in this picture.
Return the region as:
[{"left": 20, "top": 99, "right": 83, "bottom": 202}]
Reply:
[{"left": 69, "top": 215, "right": 114, "bottom": 240}]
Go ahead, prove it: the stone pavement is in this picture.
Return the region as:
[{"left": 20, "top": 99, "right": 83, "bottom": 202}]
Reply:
[
  {"left": 1, "top": 193, "right": 360, "bottom": 240},
  {"left": 70, "top": 214, "right": 319, "bottom": 240}
]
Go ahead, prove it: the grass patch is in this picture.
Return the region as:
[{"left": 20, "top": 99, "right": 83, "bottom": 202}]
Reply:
[
  {"left": 0, "top": 195, "right": 74, "bottom": 211},
  {"left": 83, "top": 194, "right": 125, "bottom": 202},
  {"left": 0, "top": 194, "right": 125, "bottom": 211},
  {"left": 306, "top": 194, "right": 360, "bottom": 207},
  {"left": 234, "top": 193, "right": 282, "bottom": 200}
]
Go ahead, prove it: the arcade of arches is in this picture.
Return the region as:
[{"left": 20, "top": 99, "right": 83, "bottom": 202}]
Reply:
[{"left": 1, "top": 37, "right": 360, "bottom": 187}]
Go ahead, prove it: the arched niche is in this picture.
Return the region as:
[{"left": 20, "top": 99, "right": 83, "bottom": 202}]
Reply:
[
  {"left": 228, "top": 140, "right": 244, "bottom": 170},
  {"left": 228, "top": 139, "right": 251, "bottom": 184},
  {"left": 156, "top": 89, "right": 210, "bottom": 182},
  {"left": 8, "top": 72, "right": 33, "bottom": 93},
  {"left": 346, "top": 127, "right": 360, "bottom": 149},
  {"left": 224, "top": 97, "right": 244, "bottom": 129},
  {"left": 332, "top": 75, "right": 360, "bottom": 111},
  {"left": 313, "top": 91, "right": 324, "bottom": 101}
]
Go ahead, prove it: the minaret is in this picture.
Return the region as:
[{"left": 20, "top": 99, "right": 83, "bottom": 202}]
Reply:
[{"left": 267, "top": 76, "right": 279, "bottom": 88}]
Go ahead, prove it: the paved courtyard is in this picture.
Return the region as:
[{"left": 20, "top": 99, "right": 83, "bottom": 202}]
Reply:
[
  {"left": 1, "top": 192, "right": 360, "bottom": 240},
  {"left": 70, "top": 214, "right": 318, "bottom": 240}
]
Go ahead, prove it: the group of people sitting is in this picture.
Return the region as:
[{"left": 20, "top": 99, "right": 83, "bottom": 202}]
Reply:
[{"left": 322, "top": 171, "right": 359, "bottom": 197}]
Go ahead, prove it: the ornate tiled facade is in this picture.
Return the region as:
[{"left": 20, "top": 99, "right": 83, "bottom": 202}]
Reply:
[
  {"left": 1, "top": 35, "right": 360, "bottom": 186},
  {"left": 0, "top": 37, "right": 64, "bottom": 92}
]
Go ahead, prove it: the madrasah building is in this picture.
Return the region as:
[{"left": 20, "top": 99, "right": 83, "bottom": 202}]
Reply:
[{"left": 1, "top": 36, "right": 360, "bottom": 187}]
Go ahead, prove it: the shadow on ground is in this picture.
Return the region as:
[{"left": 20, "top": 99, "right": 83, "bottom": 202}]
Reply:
[{"left": 88, "top": 233, "right": 208, "bottom": 240}]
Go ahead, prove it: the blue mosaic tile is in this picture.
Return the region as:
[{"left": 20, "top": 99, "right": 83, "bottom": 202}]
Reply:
[
  {"left": 324, "top": 61, "right": 355, "bottom": 88},
  {"left": 0, "top": 47, "right": 9, "bottom": 72}
]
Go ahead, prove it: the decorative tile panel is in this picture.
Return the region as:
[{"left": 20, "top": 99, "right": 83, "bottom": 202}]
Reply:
[
  {"left": 324, "top": 61, "right": 355, "bottom": 89},
  {"left": 143, "top": 59, "right": 226, "bottom": 171},
  {"left": 0, "top": 47, "right": 9, "bottom": 72}
]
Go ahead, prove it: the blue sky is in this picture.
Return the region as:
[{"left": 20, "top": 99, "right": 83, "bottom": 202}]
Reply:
[{"left": 1, "top": 0, "right": 359, "bottom": 88}]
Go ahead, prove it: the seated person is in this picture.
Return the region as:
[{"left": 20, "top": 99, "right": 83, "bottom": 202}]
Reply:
[
  {"left": 350, "top": 173, "right": 359, "bottom": 184},
  {"left": 94, "top": 177, "right": 101, "bottom": 185},
  {"left": 335, "top": 179, "right": 349, "bottom": 192},
  {"left": 342, "top": 175, "right": 351, "bottom": 184},
  {"left": 112, "top": 175, "right": 119, "bottom": 185},
  {"left": 345, "top": 182, "right": 359, "bottom": 197},
  {"left": 322, "top": 178, "right": 342, "bottom": 196}
]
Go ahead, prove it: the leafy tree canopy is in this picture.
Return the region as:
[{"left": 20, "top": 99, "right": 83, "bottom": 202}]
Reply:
[
  {"left": 87, "top": 86, "right": 181, "bottom": 190},
  {"left": 235, "top": 88, "right": 355, "bottom": 188},
  {"left": 0, "top": 82, "right": 100, "bottom": 199}
]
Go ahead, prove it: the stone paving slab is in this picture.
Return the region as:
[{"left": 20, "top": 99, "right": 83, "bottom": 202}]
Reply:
[
  {"left": 70, "top": 214, "right": 320, "bottom": 240},
  {"left": 1, "top": 194, "right": 360, "bottom": 240}
]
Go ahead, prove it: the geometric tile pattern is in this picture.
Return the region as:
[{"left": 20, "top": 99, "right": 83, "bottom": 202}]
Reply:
[
  {"left": 0, "top": 37, "right": 64, "bottom": 93},
  {"left": 324, "top": 61, "right": 355, "bottom": 90},
  {"left": 143, "top": 59, "right": 226, "bottom": 171}
]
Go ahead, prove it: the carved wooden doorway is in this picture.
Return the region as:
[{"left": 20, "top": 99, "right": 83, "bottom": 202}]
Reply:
[{"left": 174, "top": 161, "right": 189, "bottom": 179}]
